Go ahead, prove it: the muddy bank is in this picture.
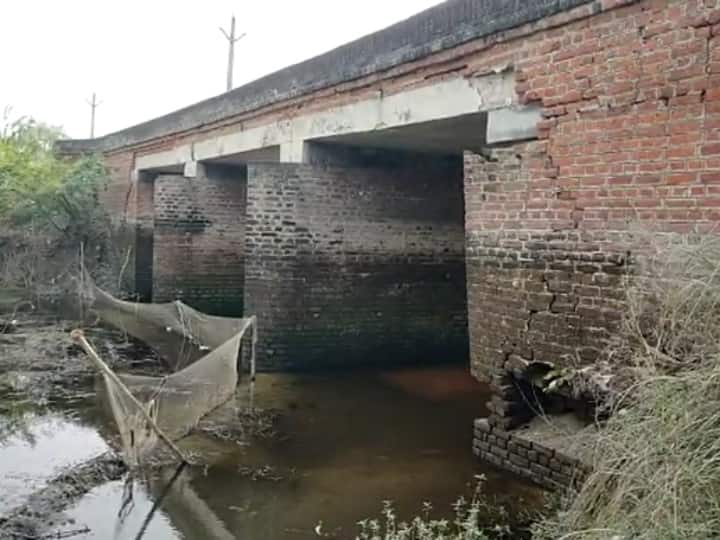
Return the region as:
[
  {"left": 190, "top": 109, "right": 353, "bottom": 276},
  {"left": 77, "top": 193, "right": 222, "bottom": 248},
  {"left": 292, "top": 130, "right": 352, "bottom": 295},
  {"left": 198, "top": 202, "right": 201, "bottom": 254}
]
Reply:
[
  {"left": 0, "top": 313, "right": 271, "bottom": 537},
  {"left": 0, "top": 316, "right": 161, "bottom": 405},
  {"left": 0, "top": 453, "right": 126, "bottom": 539}
]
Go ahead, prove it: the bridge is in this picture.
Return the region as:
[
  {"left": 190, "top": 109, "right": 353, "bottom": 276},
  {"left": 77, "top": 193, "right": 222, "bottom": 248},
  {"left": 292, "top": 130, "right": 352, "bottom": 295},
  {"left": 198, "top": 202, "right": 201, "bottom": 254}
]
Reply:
[{"left": 58, "top": 0, "right": 720, "bottom": 487}]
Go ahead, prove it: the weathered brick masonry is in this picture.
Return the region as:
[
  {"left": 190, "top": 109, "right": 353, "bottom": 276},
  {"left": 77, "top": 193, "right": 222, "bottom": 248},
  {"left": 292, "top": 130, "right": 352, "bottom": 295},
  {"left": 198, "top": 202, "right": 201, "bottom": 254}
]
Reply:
[
  {"left": 473, "top": 417, "right": 591, "bottom": 491},
  {"left": 152, "top": 165, "right": 247, "bottom": 315},
  {"left": 462, "top": 0, "right": 720, "bottom": 486},
  {"left": 464, "top": 144, "right": 626, "bottom": 384},
  {"left": 244, "top": 154, "right": 468, "bottom": 370},
  {"left": 464, "top": 0, "right": 720, "bottom": 383}
]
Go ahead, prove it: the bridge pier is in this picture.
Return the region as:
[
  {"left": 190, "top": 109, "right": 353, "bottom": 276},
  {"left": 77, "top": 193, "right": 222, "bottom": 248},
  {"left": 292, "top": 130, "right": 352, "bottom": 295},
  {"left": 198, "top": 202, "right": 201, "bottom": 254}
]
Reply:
[
  {"left": 243, "top": 147, "right": 468, "bottom": 370},
  {"left": 135, "top": 164, "right": 248, "bottom": 316}
]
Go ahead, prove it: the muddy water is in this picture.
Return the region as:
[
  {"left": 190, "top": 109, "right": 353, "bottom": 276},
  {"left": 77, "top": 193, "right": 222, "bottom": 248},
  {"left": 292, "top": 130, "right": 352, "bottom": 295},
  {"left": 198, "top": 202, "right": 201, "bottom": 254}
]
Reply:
[{"left": 1, "top": 365, "right": 542, "bottom": 539}]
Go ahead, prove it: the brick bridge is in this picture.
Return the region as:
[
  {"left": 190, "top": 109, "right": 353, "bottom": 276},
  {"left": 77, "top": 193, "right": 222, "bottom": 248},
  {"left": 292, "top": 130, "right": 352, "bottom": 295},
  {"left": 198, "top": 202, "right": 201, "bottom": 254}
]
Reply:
[{"left": 59, "top": 0, "right": 720, "bottom": 486}]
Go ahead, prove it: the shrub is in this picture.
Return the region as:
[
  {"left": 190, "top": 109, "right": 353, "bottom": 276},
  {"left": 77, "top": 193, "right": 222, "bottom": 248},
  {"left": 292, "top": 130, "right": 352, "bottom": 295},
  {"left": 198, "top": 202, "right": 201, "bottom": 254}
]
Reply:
[
  {"left": 0, "top": 115, "right": 109, "bottom": 238},
  {"left": 0, "top": 113, "right": 116, "bottom": 293}
]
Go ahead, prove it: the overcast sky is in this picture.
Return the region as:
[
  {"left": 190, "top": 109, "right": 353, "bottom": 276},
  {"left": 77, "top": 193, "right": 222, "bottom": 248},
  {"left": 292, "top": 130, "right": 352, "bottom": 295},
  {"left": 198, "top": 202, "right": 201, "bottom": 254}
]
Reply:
[{"left": 1, "top": 0, "right": 440, "bottom": 139}]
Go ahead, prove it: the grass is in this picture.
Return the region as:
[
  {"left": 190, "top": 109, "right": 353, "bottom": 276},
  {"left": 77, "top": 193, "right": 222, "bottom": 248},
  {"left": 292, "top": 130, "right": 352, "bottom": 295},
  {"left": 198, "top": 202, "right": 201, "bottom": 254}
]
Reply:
[
  {"left": 531, "top": 362, "right": 720, "bottom": 539},
  {"left": 532, "top": 232, "right": 720, "bottom": 539}
]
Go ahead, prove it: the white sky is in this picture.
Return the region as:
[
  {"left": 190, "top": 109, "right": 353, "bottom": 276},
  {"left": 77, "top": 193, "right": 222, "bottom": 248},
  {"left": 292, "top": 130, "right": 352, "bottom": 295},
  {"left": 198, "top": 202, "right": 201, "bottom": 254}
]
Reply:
[{"left": 1, "top": 0, "right": 440, "bottom": 139}]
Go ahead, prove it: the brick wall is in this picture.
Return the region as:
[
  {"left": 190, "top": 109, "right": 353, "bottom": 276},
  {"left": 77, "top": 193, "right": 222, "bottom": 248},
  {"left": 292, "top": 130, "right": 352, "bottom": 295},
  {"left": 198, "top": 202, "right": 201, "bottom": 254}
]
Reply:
[
  {"left": 101, "top": 151, "right": 134, "bottom": 222},
  {"left": 473, "top": 418, "right": 590, "bottom": 491},
  {"left": 462, "top": 0, "right": 720, "bottom": 486},
  {"left": 152, "top": 164, "right": 247, "bottom": 315},
  {"left": 244, "top": 156, "right": 467, "bottom": 370},
  {"left": 464, "top": 0, "right": 720, "bottom": 385},
  {"left": 464, "top": 144, "right": 627, "bottom": 383}
]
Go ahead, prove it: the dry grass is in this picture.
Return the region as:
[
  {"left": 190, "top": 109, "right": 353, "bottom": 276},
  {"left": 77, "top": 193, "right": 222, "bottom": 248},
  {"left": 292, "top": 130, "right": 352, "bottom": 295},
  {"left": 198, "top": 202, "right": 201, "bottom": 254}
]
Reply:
[
  {"left": 533, "top": 231, "right": 720, "bottom": 539},
  {"left": 0, "top": 228, "right": 133, "bottom": 307},
  {"left": 533, "top": 363, "right": 720, "bottom": 539},
  {"left": 618, "top": 231, "right": 720, "bottom": 370}
]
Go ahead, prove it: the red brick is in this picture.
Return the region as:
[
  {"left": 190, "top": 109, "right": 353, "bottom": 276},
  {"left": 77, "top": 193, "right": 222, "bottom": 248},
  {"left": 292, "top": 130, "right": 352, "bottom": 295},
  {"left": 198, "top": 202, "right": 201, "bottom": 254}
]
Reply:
[{"left": 702, "top": 143, "right": 720, "bottom": 155}]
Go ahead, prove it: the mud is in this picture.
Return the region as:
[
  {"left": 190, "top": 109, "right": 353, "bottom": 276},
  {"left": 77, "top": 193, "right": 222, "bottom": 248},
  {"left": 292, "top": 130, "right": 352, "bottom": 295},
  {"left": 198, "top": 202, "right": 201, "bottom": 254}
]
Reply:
[{"left": 0, "top": 453, "right": 126, "bottom": 539}]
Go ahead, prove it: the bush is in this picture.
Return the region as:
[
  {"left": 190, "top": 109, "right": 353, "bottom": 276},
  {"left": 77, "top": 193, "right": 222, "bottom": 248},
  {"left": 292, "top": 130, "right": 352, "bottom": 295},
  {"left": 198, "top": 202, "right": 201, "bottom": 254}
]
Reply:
[
  {"left": 0, "top": 114, "right": 116, "bottom": 294},
  {"left": 0, "top": 115, "right": 109, "bottom": 238}
]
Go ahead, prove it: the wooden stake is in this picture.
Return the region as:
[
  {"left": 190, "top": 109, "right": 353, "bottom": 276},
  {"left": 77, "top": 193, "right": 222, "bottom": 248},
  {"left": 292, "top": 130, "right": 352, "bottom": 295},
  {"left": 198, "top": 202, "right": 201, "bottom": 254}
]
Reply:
[{"left": 71, "top": 329, "right": 187, "bottom": 464}]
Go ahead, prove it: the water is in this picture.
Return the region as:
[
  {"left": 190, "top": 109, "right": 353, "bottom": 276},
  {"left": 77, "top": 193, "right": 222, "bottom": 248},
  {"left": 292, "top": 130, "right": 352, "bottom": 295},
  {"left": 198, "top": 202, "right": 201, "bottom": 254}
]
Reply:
[
  {"left": 0, "top": 412, "right": 108, "bottom": 514},
  {"left": 1, "top": 366, "right": 542, "bottom": 539}
]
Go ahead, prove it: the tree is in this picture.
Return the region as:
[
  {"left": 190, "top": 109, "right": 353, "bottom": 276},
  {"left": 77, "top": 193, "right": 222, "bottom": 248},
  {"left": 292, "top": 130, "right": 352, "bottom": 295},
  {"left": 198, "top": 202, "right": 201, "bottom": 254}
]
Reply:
[{"left": 0, "top": 115, "right": 108, "bottom": 237}]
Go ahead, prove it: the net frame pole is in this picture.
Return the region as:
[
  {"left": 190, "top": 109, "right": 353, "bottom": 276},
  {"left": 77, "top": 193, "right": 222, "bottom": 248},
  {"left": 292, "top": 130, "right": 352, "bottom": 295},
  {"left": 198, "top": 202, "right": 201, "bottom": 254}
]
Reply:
[
  {"left": 71, "top": 329, "right": 188, "bottom": 464},
  {"left": 250, "top": 315, "right": 257, "bottom": 381}
]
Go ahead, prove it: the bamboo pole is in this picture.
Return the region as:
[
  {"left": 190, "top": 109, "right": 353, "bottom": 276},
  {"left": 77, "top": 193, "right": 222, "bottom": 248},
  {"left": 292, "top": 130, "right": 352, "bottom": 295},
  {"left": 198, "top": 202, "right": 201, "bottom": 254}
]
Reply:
[
  {"left": 249, "top": 316, "right": 257, "bottom": 411},
  {"left": 250, "top": 315, "right": 257, "bottom": 382},
  {"left": 70, "top": 329, "right": 188, "bottom": 464}
]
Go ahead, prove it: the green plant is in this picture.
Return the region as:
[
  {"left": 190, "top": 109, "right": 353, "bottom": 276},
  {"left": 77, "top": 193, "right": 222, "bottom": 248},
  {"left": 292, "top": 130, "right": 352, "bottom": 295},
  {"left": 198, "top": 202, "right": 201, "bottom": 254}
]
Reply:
[
  {"left": 0, "top": 114, "right": 108, "bottom": 236},
  {"left": 354, "top": 476, "right": 512, "bottom": 540},
  {"left": 0, "top": 113, "right": 117, "bottom": 292}
]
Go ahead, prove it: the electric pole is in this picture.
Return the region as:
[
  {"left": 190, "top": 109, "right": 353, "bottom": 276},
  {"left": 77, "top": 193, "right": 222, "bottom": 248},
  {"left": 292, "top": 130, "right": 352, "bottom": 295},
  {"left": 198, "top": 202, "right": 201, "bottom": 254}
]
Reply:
[
  {"left": 220, "top": 15, "right": 246, "bottom": 92},
  {"left": 86, "top": 93, "right": 102, "bottom": 139}
]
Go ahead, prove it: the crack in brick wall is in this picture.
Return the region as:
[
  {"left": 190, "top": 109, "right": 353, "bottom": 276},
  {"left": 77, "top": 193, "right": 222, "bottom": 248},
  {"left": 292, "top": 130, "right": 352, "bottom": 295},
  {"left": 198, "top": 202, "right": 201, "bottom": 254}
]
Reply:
[{"left": 465, "top": 0, "right": 720, "bottom": 488}]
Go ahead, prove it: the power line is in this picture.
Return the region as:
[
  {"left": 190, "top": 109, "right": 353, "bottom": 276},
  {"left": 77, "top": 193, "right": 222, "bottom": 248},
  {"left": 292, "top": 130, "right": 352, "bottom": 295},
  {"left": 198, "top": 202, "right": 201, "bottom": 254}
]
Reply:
[{"left": 219, "top": 15, "right": 246, "bottom": 92}]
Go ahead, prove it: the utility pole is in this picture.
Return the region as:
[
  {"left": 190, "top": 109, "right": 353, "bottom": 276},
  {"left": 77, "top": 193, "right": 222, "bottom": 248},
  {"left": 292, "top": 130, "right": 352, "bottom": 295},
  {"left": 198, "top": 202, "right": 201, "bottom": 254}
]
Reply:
[
  {"left": 219, "top": 15, "right": 246, "bottom": 92},
  {"left": 86, "top": 93, "right": 102, "bottom": 139}
]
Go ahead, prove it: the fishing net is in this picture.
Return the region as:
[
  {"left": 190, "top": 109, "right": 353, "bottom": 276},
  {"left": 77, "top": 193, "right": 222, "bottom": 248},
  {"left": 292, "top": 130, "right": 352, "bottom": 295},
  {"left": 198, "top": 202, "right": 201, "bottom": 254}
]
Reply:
[{"left": 79, "top": 277, "right": 257, "bottom": 467}]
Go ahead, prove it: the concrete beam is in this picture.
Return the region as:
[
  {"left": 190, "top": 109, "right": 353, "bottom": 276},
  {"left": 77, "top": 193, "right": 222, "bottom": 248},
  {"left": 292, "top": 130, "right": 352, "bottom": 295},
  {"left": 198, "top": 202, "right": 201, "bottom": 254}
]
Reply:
[
  {"left": 183, "top": 160, "right": 208, "bottom": 178},
  {"left": 486, "top": 105, "right": 542, "bottom": 144},
  {"left": 279, "top": 141, "right": 306, "bottom": 163},
  {"left": 136, "top": 72, "right": 518, "bottom": 172},
  {"left": 135, "top": 146, "right": 194, "bottom": 172}
]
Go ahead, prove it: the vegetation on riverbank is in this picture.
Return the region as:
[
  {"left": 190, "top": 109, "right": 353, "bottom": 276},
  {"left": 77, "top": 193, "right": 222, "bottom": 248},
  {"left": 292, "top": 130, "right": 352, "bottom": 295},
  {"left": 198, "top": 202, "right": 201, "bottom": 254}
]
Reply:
[
  {"left": 531, "top": 234, "right": 720, "bottom": 539},
  {"left": 0, "top": 113, "right": 122, "bottom": 299},
  {"left": 353, "top": 476, "right": 515, "bottom": 540}
]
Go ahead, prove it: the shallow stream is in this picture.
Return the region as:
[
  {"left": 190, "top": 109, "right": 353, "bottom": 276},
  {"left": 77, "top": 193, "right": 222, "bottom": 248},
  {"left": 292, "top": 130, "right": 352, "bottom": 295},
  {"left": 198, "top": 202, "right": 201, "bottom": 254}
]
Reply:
[{"left": 0, "top": 320, "right": 542, "bottom": 539}]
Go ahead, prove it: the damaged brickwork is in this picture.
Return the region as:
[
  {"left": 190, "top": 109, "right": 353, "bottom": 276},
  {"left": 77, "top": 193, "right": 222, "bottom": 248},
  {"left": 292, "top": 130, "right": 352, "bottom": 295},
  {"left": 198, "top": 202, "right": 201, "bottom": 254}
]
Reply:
[
  {"left": 464, "top": 0, "right": 720, "bottom": 487},
  {"left": 473, "top": 369, "right": 596, "bottom": 489},
  {"left": 473, "top": 417, "right": 591, "bottom": 491},
  {"left": 464, "top": 144, "right": 628, "bottom": 384}
]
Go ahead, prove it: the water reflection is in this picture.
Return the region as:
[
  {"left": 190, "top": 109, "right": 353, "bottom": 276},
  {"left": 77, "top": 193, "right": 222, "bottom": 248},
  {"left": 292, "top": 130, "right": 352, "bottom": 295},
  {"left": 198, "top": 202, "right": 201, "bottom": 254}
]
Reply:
[
  {"left": 58, "top": 479, "right": 180, "bottom": 540},
  {"left": 0, "top": 412, "right": 108, "bottom": 514}
]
